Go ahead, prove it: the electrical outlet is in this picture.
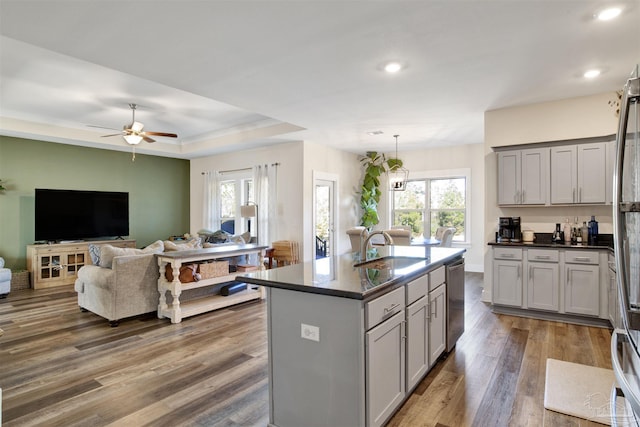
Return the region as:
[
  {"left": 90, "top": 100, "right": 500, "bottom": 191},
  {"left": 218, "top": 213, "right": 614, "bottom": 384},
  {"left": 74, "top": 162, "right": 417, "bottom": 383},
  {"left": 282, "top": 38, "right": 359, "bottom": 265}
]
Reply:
[{"left": 301, "top": 323, "right": 320, "bottom": 342}]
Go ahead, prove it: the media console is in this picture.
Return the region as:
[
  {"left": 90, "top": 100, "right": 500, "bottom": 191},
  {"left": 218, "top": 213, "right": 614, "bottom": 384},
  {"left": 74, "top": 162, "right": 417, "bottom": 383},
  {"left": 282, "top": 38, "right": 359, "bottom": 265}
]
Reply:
[{"left": 27, "top": 239, "right": 136, "bottom": 289}]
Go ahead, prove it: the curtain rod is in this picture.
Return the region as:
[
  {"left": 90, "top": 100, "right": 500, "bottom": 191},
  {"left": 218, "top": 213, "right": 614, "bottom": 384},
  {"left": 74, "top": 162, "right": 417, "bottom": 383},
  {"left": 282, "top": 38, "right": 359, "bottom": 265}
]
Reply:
[{"left": 201, "top": 162, "right": 280, "bottom": 175}]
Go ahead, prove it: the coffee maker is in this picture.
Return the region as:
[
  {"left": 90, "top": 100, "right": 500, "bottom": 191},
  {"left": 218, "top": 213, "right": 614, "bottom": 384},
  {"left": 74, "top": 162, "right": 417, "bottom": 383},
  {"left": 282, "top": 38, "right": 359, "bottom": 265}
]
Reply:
[{"left": 498, "top": 217, "right": 521, "bottom": 242}]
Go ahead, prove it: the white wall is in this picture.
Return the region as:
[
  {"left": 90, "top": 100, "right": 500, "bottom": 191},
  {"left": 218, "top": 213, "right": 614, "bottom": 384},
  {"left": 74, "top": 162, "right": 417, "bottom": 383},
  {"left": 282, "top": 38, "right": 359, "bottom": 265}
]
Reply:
[
  {"left": 375, "top": 143, "right": 485, "bottom": 272},
  {"left": 483, "top": 91, "right": 619, "bottom": 301},
  {"left": 190, "top": 141, "right": 304, "bottom": 244}
]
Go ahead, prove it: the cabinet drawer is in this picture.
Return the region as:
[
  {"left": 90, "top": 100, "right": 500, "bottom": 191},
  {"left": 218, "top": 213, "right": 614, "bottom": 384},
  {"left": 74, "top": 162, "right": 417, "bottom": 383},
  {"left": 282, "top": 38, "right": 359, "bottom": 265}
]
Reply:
[
  {"left": 493, "top": 247, "right": 522, "bottom": 261},
  {"left": 527, "top": 249, "right": 559, "bottom": 262},
  {"left": 565, "top": 250, "right": 599, "bottom": 265},
  {"left": 366, "top": 286, "right": 405, "bottom": 330},
  {"left": 429, "top": 266, "right": 446, "bottom": 291},
  {"left": 406, "top": 274, "right": 428, "bottom": 306}
]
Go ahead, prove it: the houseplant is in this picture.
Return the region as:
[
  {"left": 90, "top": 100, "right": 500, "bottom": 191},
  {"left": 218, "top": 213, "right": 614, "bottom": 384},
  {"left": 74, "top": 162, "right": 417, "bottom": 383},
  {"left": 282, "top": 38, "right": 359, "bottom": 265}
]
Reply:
[{"left": 358, "top": 152, "right": 404, "bottom": 229}]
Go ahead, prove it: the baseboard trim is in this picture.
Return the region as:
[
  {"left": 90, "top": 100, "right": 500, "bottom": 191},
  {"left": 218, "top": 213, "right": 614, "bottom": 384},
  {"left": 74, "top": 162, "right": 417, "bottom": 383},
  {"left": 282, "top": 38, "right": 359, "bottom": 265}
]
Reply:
[{"left": 491, "top": 305, "right": 612, "bottom": 328}]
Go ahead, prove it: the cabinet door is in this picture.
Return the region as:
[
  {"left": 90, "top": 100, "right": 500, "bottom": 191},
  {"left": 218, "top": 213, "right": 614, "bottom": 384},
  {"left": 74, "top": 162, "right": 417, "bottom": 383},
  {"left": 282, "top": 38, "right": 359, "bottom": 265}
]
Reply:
[
  {"left": 497, "top": 151, "right": 521, "bottom": 205},
  {"left": 550, "top": 145, "right": 577, "bottom": 204},
  {"left": 606, "top": 140, "right": 616, "bottom": 205},
  {"left": 527, "top": 262, "right": 559, "bottom": 311},
  {"left": 493, "top": 260, "right": 522, "bottom": 307},
  {"left": 577, "top": 142, "right": 607, "bottom": 204},
  {"left": 406, "top": 297, "right": 429, "bottom": 391},
  {"left": 565, "top": 264, "right": 600, "bottom": 316},
  {"left": 428, "top": 284, "right": 446, "bottom": 367},
  {"left": 366, "top": 310, "right": 406, "bottom": 427},
  {"left": 521, "top": 148, "right": 548, "bottom": 205}
]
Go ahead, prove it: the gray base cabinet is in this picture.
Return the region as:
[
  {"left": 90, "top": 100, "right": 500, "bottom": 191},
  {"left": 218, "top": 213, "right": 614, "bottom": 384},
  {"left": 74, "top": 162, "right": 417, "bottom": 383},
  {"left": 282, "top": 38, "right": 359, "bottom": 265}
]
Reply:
[
  {"left": 565, "top": 264, "right": 600, "bottom": 316},
  {"left": 366, "top": 310, "right": 406, "bottom": 427},
  {"left": 428, "top": 283, "right": 447, "bottom": 367},
  {"left": 406, "top": 295, "right": 429, "bottom": 391}
]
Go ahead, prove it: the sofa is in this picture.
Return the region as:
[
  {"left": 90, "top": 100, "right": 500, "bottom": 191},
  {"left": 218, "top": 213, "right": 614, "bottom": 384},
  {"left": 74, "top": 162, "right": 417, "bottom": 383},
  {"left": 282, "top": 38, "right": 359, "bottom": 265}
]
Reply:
[
  {"left": 75, "top": 240, "right": 165, "bottom": 326},
  {"left": 0, "top": 257, "right": 10, "bottom": 298}
]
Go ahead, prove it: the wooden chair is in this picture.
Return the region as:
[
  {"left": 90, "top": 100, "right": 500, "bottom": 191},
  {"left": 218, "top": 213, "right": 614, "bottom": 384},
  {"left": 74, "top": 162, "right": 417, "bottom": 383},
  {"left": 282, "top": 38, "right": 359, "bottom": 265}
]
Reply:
[{"left": 271, "top": 240, "right": 300, "bottom": 267}]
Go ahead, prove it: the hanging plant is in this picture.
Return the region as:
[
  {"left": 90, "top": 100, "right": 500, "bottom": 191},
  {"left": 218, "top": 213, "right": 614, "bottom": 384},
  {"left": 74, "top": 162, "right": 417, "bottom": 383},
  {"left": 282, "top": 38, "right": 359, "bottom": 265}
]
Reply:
[{"left": 358, "top": 152, "right": 403, "bottom": 229}]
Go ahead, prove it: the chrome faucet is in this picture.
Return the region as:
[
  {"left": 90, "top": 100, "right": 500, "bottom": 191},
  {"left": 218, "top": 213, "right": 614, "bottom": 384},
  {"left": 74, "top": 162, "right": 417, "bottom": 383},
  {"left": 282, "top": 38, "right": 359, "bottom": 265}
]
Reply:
[{"left": 361, "top": 230, "right": 394, "bottom": 261}]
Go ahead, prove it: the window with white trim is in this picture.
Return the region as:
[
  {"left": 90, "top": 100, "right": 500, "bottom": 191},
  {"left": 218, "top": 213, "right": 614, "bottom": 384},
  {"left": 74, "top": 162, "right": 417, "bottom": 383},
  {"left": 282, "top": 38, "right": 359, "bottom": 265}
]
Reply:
[
  {"left": 219, "top": 172, "right": 253, "bottom": 234},
  {"left": 391, "top": 174, "right": 468, "bottom": 243}
]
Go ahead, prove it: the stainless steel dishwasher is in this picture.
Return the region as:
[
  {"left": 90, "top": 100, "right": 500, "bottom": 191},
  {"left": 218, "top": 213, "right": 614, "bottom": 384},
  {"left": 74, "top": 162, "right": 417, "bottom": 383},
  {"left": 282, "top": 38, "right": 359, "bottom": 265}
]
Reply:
[{"left": 446, "top": 257, "right": 465, "bottom": 351}]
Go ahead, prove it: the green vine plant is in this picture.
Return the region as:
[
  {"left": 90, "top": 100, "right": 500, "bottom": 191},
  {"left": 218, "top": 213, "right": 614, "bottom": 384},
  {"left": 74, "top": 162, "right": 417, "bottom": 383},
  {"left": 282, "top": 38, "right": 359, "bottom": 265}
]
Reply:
[{"left": 358, "top": 152, "right": 403, "bottom": 230}]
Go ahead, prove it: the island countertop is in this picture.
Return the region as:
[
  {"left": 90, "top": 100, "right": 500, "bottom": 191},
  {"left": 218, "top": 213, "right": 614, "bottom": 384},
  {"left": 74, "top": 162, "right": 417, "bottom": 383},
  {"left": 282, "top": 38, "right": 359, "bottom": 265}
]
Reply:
[{"left": 236, "top": 245, "right": 465, "bottom": 301}]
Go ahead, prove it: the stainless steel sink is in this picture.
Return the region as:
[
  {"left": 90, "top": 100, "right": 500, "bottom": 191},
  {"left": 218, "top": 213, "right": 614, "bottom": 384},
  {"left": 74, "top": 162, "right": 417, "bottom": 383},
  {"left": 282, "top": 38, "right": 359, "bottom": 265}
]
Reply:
[{"left": 354, "top": 256, "right": 425, "bottom": 270}]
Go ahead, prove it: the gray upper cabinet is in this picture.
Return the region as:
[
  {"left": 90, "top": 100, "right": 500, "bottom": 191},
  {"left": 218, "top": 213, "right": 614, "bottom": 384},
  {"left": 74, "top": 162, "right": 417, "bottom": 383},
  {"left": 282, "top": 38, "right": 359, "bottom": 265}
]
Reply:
[
  {"left": 497, "top": 148, "right": 548, "bottom": 205},
  {"left": 551, "top": 142, "right": 607, "bottom": 204}
]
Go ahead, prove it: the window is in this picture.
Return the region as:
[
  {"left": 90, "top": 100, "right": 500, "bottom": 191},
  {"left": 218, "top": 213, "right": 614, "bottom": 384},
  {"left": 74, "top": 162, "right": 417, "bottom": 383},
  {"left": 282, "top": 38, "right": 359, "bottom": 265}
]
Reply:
[
  {"left": 219, "top": 172, "right": 253, "bottom": 234},
  {"left": 392, "top": 174, "right": 468, "bottom": 243}
]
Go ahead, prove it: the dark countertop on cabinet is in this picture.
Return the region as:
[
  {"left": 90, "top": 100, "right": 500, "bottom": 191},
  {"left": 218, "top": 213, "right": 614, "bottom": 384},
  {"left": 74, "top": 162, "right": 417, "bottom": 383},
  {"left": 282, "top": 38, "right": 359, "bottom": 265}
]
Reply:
[
  {"left": 236, "top": 245, "right": 465, "bottom": 301},
  {"left": 488, "top": 233, "right": 613, "bottom": 252}
]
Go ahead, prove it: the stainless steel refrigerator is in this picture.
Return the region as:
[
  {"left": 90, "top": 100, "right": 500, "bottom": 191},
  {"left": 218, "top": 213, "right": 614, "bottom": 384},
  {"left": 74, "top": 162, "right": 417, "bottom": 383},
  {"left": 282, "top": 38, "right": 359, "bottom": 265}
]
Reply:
[{"left": 611, "top": 63, "right": 640, "bottom": 426}]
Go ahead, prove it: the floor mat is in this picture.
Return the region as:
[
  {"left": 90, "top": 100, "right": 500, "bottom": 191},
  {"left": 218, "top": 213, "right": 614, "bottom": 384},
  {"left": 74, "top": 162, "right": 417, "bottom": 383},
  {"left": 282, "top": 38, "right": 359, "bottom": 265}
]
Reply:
[{"left": 544, "top": 358, "right": 616, "bottom": 425}]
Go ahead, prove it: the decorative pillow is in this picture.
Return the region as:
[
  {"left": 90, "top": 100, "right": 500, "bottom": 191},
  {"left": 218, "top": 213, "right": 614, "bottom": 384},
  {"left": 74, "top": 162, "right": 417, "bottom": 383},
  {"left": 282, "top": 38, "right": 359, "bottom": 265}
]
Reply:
[
  {"left": 99, "top": 240, "right": 164, "bottom": 268},
  {"left": 163, "top": 238, "right": 202, "bottom": 252},
  {"left": 0, "top": 257, "right": 4, "bottom": 269},
  {"left": 207, "top": 230, "right": 231, "bottom": 244},
  {"left": 230, "top": 234, "right": 246, "bottom": 244},
  {"left": 88, "top": 244, "right": 101, "bottom": 265}
]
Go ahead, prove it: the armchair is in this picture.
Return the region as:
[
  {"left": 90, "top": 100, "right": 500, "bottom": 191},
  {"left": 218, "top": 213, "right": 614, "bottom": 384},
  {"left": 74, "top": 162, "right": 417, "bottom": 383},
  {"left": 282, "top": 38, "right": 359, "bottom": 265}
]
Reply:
[{"left": 75, "top": 242, "right": 164, "bottom": 326}]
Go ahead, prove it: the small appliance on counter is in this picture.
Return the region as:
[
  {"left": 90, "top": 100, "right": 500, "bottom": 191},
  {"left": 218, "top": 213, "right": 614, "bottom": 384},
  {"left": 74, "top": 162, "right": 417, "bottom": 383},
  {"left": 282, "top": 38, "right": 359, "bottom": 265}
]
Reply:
[
  {"left": 522, "top": 230, "right": 535, "bottom": 243},
  {"left": 497, "top": 216, "right": 521, "bottom": 242}
]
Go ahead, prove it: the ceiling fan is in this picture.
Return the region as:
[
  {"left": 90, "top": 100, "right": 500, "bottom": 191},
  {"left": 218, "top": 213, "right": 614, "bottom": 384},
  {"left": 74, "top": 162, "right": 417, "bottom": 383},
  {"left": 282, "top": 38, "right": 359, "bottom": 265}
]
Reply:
[{"left": 89, "top": 103, "right": 178, "bottom": 145}]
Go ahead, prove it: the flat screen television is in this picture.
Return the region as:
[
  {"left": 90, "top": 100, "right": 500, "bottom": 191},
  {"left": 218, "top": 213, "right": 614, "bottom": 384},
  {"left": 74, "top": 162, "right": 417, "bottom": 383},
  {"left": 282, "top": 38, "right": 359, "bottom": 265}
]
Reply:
[{"left": 35, "top": 189, "right": 129, "bottom": 242}]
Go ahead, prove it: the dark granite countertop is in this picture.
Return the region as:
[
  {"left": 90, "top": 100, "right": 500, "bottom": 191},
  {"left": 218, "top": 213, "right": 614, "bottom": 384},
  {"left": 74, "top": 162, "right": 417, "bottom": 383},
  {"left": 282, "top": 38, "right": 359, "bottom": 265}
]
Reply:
[
  {"left": 236, "top": 246, "right": 465, "bottom": 301},
  {"left": 488, "top": 233, "right": 613, "bottom": 251}
]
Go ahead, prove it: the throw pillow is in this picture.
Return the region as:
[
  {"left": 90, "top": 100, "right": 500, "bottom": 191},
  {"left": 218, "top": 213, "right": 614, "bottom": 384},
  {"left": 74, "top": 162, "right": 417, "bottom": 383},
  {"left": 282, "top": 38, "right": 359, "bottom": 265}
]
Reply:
[
  {"left": 88, "top": 244, "right": 101, "bottom": 265},
  {"left": 163, "top": 238, "right": 202, "bottom": 252},
  {"left": 99, "top": 240, "right": 165, "bottom": 268},
  {"left": 208, "top": 230, "right": 231, "bottom": 244}
]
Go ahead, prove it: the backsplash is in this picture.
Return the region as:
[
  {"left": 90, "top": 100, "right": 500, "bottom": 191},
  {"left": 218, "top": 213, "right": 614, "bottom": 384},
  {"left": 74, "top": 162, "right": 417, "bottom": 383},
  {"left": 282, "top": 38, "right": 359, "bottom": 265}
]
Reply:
[{"left": 497, "top": 205, "right": 613, "bottom": 236}]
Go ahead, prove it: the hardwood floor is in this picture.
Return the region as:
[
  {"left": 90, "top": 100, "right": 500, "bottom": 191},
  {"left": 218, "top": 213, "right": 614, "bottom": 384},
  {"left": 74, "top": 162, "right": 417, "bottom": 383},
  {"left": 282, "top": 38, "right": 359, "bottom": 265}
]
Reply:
[{"left": 0, "top": 273, "right": 612, "bottom": 426}]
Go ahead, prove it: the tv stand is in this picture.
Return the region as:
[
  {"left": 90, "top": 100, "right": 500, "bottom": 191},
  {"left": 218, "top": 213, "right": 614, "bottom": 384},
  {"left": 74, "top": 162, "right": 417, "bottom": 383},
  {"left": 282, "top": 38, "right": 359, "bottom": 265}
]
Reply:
[{"left": 27, "top": 239, "right": 136, "bottom": 289}]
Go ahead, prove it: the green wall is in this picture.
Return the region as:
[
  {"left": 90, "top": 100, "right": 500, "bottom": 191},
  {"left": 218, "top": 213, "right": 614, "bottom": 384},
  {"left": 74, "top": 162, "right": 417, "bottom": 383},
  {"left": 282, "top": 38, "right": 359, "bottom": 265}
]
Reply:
[{"left": 0, "top": 136, "right": 190, "bottom": 270}]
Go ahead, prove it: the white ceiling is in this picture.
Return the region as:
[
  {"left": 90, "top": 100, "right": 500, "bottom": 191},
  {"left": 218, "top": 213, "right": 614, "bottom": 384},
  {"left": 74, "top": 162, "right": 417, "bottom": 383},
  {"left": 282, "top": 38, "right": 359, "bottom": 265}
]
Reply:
[{"left": 1, "top": 1, "right": 639, "bottom": 159}]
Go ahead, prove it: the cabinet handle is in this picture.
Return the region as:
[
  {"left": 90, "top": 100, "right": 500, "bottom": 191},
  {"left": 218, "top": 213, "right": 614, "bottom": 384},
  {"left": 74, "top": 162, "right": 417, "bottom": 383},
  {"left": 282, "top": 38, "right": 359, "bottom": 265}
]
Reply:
[
  {"left": 573, "top": 188, "right": 576, "bottom": 203},
  {"left": 529, "top": 266, "right": 533, "bottom": 280},
  {"left": 567, "top": 268, "right": 570, "bottom": 284},
  {"left": 535, "top": 255, "right": 551, "bottom": 260},
  {"left": 384, "top": 303, "right": 400, "bottom": 314},
  {"left": 517, "top": 265, "right": 521, "bottom": 279},
  {"left": 573, "top": 257, "right": 591, "bottom": 262},
  {"left": 521, "top": 190, "right": 525, "bottom": 204},
  {"left": 579, "top": 187, "right": 582, "bottom": 202},
  {"left": 501, "top": 253, "right": 515, "bottom": 258}
]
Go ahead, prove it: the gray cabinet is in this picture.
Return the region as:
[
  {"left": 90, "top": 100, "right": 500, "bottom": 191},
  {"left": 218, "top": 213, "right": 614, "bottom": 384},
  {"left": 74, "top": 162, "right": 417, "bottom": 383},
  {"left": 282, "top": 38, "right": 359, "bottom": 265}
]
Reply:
[
  {"left": 526, "top": 249, "right": 559, "bottom": 312},
  {"left": 564, "top": 251, "right": 600, "bottom": 316},
  {"left": 492, "top": 248, "right": 523, "bottom": 307},
  {"left": 366, "top": 310, "right": 406, "bottom": 427},
  {"left": 406, "top": 274, "right": 429, "bottom": 392},
  {"left": 551, "top": 142, "right": 607, "bottom": 204},
  {"left": 497, "top": 148, "right": 548, "bottom": 205},
  {"left": 428, "top": 283, "right": 447, "bottom": 367},
  {"left": 406, "top": 294, "right": 429, "bottom": 391}
]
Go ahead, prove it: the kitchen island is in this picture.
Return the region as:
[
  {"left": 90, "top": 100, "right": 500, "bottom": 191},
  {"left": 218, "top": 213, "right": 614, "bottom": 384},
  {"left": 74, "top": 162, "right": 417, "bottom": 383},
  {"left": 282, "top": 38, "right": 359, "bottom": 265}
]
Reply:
[{"left": 237, "top": 245, "right": 465, "bottom": 427}]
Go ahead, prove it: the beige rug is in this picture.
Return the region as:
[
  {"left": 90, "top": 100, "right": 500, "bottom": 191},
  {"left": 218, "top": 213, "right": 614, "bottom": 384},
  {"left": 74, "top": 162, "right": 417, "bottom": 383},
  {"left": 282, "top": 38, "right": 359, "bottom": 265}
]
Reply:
[{"left": 544, "top": 358, "right": 617, "bottom": 425}]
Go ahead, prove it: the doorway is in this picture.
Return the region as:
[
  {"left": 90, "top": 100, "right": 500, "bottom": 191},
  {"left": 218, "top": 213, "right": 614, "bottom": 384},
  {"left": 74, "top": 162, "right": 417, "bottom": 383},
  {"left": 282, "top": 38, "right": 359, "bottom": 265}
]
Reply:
[{"left": 313, "top": 172, "right": 338, "bottom": 260}]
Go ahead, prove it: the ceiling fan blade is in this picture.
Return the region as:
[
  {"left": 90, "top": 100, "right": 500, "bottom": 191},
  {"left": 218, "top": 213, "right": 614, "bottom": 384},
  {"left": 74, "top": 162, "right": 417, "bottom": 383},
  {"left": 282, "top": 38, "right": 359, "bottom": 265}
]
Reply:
[
  {"left": 143, "top": 132, "right": 178, "bottom": 138},
  {"left": 142, "top": 136, "right": 156, "bottom": 143},
  {"left": 101, "top": 133, "right": 124, "bottom": 137},
  {"left": 87, "top": 124, "right": 121, "bottom": 131}
]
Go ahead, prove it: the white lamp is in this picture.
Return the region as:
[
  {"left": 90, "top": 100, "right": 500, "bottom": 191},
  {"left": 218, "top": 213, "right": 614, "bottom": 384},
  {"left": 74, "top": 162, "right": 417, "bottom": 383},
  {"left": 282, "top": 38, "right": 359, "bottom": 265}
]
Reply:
[
  {"left": 241, "top": 203, "right": 258, "bottom": 244},
  {"left": 123, "top": 134, "right": 143, "bottom": 145}
]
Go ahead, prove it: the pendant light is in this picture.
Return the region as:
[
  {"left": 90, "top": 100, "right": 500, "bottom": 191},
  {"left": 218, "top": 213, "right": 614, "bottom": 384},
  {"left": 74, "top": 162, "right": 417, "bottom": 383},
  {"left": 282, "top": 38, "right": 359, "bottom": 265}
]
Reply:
[{"left": 388, "top": 134, "right": 408, "bottom": 191}]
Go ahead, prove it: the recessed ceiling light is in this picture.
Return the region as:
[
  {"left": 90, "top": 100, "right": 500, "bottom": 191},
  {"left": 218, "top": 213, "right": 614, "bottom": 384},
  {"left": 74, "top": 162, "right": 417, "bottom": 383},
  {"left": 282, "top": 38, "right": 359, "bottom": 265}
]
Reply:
[
  {"left": 384, "top": 62, "right": 403, "bottom": 73},
  {"left": 596, "top": 7, "right": 622, "bottom": 21},
  {"left": 584, "top": 69, "right": 601, "bottom": 79},
  {"left": 367, "top": 130, "right": 384, "bottom": 135}
]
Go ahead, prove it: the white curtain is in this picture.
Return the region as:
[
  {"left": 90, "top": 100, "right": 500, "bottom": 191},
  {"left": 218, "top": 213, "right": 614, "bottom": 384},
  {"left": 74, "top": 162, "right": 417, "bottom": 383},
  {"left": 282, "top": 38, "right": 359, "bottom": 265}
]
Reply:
[
  {"left": 202, "top": 171, "right": 220, "bottom": 232},
  {"left": 253, "top": 164, "right": 278, "bottom": 245}
]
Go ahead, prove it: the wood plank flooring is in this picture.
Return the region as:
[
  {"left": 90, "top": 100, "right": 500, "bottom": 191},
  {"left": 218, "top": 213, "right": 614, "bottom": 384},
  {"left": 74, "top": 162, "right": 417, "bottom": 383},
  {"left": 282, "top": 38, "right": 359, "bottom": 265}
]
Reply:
[{"left": 0, "top": 273, "right": 612, "bottom": 426}]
